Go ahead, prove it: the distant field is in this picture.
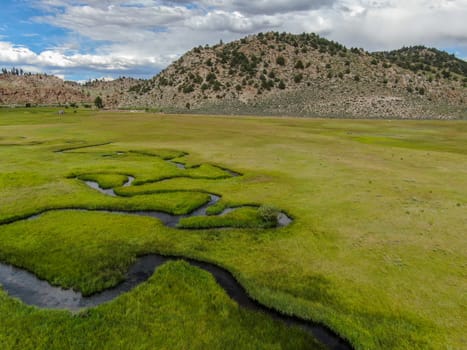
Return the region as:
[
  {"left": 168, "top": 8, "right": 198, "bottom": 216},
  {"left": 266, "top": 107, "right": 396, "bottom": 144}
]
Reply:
[{"left": 0, "top": 108, "right": 466, "bottom": 349}]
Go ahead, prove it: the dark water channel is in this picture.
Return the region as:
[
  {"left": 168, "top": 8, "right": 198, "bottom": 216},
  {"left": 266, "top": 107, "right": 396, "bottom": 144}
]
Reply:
[
  {"left": 0, "top": 254, "right": 351, "bottom": 349},
  {"left": 0, "top": 154, "right": 351, "bottom": 349}
]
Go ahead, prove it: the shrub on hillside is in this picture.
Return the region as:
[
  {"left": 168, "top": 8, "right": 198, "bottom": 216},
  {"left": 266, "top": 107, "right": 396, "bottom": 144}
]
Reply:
[
  {"left": 276, "top": 56, "right": 286, "bottom": 66},
  {"left": 94, "top": 96, "right": 103, "bottom": 109},
  {"left": 294, "top": 60, "right": 304, "bottom": 69},
  {"left": 294, "top": 74, "right": 303, "bottom": 83}
]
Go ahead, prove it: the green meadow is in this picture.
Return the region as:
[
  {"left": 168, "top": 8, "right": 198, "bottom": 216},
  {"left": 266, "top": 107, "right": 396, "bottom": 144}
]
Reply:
[{"left": 0, "top": 107, "right": 466, "bottom": 349}]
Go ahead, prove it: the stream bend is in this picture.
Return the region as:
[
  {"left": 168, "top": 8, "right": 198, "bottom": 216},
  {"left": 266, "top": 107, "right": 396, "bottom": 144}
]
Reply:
[
  {"left": 0, "top": 254, "right": 351, "bottom": 350},
  {"left": 0, "top": 148, "right": 350, "bottom": 349}
]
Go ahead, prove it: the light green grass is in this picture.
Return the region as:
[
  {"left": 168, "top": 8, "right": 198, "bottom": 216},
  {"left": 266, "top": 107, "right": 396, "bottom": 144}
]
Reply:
[
  {"left": 0, "top": 261, "right": 319, "bottom": 349},
  {"left": 0, "top": 189, "right": 211, "bottom": 224},
  {"left": 178, "top": 206, "right": 275, "bottom": 229},
  {"left": 0, "top": 107, "right": 466, "bottom": 349},
  {"left": 76, "top": 173, "right": 129, "bottom": 189}
]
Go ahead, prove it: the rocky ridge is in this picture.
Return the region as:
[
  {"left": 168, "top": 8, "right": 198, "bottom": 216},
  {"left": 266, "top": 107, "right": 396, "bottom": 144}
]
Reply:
[
  {"left": 122, "top": 32, "right": 466, "bottom": 118},
  {"left": 1, "top": 32, "right": 466, "bottom": 119}
]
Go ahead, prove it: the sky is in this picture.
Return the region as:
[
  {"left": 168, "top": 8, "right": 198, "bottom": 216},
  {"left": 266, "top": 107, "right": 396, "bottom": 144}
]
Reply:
[{"left": 0, "top": 0, "right": 466, "bottom": 81}]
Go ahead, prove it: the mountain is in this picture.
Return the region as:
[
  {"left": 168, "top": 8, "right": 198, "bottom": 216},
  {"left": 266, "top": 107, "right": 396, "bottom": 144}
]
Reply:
[
  {"left": 0, "top": 72, "right": 144, "bottom": 108},
  {"left": 1, "top": 32, "right": 466, "bottom": 118},
  {"left": 0, "top": 73, "right": 88, "bottom": 106},
  {"left": 118, "top": 32, "right": 466, "bottom": 118},
  {"left": 374, "top": 46, "right": 467, "bottom": 78},
  {"left": 82, "top": 77, "right": 143, "bottom": 106}
]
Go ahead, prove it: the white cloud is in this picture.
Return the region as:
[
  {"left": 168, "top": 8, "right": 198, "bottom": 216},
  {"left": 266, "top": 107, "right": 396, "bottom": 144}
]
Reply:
[
  {"left": 201, "top": 0, "right": 335, "bottom": 15},
  {"left": 0, "top": 41, "right": 170, "bottom": 74},
  {"left": 0, "top": 42, "right": 37, "bottom": 63},
  {"left": 330, "top": 0, "right": 467, "bottom": 50},
  {"left": 185, "top": 10, "right": 283, "bottom": 33},
  {"left": 36, "top": 3, "right": 190, "bottom": 33},
  {"left": 1, "top": 0, "right": 465, "bottom": 80}
]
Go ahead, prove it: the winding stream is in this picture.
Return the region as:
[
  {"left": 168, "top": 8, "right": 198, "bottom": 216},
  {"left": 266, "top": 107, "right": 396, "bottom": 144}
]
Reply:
[
  {"left": 0, "top": 147, "right": 351, "bottom": 349},
  {"left": 0, "top": 254, "right": 350, "bottom": 349},
  {"left": 84, "top": 175, "right": 135, "bottom": 197}
]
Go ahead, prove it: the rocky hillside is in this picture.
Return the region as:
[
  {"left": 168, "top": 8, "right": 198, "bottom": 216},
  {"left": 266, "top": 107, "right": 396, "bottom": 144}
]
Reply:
[
  {"left": 122, "top": 32, "right": 466, "bottom": 118},
  {"left": 0, "top": 73, "right": 89, "bottom": 106},
  {"left": 83, "top": 77, "right": 143, "bottom": 106},
  {"left": 0, "top": 73, "right": 144, "bottom": 108},
  {"left": 1, "top": 32, "right": 466, "bottom": 118},
  {"left": 375, "top": 46, "right": 467, "bottom": 78}
]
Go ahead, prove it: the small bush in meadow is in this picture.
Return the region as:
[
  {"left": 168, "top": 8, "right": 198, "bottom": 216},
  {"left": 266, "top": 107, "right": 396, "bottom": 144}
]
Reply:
[{"left": 258, "top": 205, "right": 279, "bottom": 225}]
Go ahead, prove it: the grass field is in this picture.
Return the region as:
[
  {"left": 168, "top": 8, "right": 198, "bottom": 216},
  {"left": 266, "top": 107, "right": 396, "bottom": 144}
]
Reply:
[{"left": 0, "top": 107, "right": 466, "bottom": 349}]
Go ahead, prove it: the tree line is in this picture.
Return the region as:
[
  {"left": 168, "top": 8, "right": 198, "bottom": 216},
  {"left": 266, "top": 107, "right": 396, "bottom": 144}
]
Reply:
[{"left": 1, "top": 67, "right": 46, "bottom": 76}]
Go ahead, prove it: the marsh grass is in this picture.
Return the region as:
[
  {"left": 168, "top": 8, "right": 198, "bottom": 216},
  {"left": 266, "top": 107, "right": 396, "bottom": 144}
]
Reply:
[
  {"left": 0, "top": 261, "right": 320, "bottom": 349},
  {"left": 0, "top": 190, "right": 211, "bottom": 225},
  {"left": 178, "top": 207, "right": 275, "bottom": 229},
  {"left": 76, "top": 173, "right": 130, "bottom": 189},
  {"left": 0, "top": 107, "right": 466, "bottom": 349}
]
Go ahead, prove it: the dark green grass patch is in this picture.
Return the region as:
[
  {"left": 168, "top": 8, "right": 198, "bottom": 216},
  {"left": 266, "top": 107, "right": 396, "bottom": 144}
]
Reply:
[
  {"left": 76, "top": 173, "right": 130, "bottom": 189},
  {"left": 205, "top": 201, "right": 229, "bottom": 215},
  {"left": 0, "top": 261, "right": 321, "bottom": 350},
  {"left": 0, "top": 211, "right": 149, "bottom": 294},
  {"left": 55, "top": 142, "right": 114, "bottom": 153},
  {"left": 178, "top": 207, "right": 276, "bottom": 229},
  {"left": 0, "top": 190, "right": 211, "bottom": 224},
  {"left": 66, "top": 151, "right": 181, "bottom": 184},
  {"left": 128, "top": 149, "right": 187, "bottom": 160},
  {"left": 132, "top": 164, "right": 233, "bottom": 185}
]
